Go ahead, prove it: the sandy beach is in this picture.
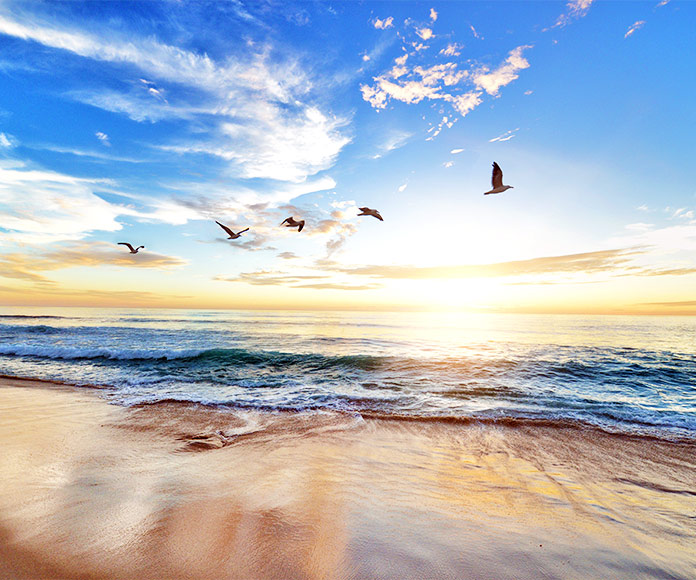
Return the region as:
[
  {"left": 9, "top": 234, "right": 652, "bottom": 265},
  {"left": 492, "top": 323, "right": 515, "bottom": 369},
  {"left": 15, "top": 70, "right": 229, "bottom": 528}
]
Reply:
[{"left": 0, "top": 376, "right": 694, "bottom": 580}]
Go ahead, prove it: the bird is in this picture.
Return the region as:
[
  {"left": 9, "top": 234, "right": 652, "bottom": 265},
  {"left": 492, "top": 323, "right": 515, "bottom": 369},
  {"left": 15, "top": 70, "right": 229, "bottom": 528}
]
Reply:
[
  {"left": 484, "top": 162, "right": 514, "bottom": 195},
  {"left": 357, "top": 207, "right": 384, "bottom": 221},
  {"left": 215, "top": 221, "right": 249, "bottom": 240},
  {"left": 118, "top": 242, "right": 144, "bottom": 254},
  {"left": 281, "top": 217, "right": 305, "bottom": 232}
]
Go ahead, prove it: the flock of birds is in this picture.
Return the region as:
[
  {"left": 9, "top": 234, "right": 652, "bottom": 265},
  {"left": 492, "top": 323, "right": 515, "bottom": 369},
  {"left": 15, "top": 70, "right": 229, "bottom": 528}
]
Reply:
[{"left": 118, "top": 162, "right": 513, "bottom": 252}]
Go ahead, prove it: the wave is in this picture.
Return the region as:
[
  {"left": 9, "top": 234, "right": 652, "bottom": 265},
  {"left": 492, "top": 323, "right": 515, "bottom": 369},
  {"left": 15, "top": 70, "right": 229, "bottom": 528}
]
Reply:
[
  {"left": 0, "top": 345, "right": 385, "bottom": 370},
  {"left": 1, "top": 344, "right": 693, "bottom": 382},
  {"left": 0, "top": 314, "right": 68, "bottom": 319},
  {"left": 0, "top": 344, "right": 208, "bottom": 361},
  {"left": 0, "top": 324, "right": 62, "bottom": 334}
]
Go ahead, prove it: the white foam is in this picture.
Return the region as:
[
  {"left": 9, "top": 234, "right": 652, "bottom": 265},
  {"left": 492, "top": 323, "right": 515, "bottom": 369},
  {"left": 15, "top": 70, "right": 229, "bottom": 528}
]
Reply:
[{"left": 0, "top": 344, "right": 206, "bottom": 360}]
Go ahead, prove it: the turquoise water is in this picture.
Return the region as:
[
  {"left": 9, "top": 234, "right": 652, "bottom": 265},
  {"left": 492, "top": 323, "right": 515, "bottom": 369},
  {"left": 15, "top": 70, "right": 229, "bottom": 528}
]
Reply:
[{"left": 0, "top": 307, "right": 694, "bottom": 440}]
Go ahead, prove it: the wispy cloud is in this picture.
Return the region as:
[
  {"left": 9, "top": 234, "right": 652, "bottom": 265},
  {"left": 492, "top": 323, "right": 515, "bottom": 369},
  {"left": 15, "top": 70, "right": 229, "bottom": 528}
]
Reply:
[
  {"left": 624, "top": 21, "right": 646, "bottom": 38},
  {"left": 0, "top": 132, "right": 14, "bottom": 148},
  {"left": 28, "top": 144, "right": 148, "bottom": 164},
  {"left": 0, "top": 241, "right": 186, "bottom": 286},
  {"left": 372, "top": 130, "right": 413, "bottom": 158},
  {"left": 336, "top": 248, "right": 646, "bottom": 280},
  {"left": 489, "top": 128, "right": 519, "bottom": 143},
  {"left": 430, "top": 8, "right": 438, "bottom": 22},
  {"left": 550, "top": 0, "right": 595, "bottom": 29},
  {"left": 216, "top": 269, "right": 381, "bottom": 291},
  {"left": 0, "top": 10, "right": 351, "bottom": 184},
  {"left": 0, "top": 161, "right": 133, "bottom": 243},
  {"left": 95, "top": 131, "right": 110, "bottom": 146}
]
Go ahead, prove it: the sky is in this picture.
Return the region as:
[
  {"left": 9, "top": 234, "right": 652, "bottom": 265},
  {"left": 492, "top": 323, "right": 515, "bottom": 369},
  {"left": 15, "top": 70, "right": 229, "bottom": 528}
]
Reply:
[{"left": 0, "top": 0, "right": 695, "bottom": 314}]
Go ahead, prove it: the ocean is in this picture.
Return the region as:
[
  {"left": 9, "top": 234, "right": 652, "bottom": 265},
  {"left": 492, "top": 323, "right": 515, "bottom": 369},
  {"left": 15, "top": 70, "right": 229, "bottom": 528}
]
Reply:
[{"left": 0, "top": 307, "right": 694, "bottom": 442}]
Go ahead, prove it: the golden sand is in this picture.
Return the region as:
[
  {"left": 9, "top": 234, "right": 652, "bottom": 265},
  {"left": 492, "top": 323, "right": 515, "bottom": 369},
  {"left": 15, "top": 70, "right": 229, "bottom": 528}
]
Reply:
[{"left": 0, "top": 376, "right": 694, "bottom": 579}]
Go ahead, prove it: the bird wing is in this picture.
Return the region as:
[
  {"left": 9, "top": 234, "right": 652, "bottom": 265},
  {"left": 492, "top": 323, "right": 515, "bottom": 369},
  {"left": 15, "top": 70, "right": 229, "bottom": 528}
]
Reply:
[
  {"left": 297, "top": 221, "right": 305, "bottom": 232},
  {"left": 491, "top": 162, "right": 503, "bottom": 188},
  {"left": 215, "top": 221, "right": 235, "bottom": 237},
  {"left": 358, "top": 207, "right": 369, "bottom": 212},
  {"left": 118, "top": 242, "right": 135, "bottom": 252},
  {"left": 238, "top": 228, "right": 249, "bottom": 235},
  {"left": 375, "top": 212, "right": 384, "bottom": 221},
  {"left": 281, "top": 217, "right": 292, "bottom": 226}
]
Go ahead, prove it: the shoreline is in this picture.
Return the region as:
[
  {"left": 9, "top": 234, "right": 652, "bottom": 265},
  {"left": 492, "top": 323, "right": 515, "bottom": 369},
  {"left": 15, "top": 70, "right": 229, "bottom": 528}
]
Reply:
[
  {"left": 2, "top": 372, "right": 694, "bottom": 446},
  {"left": 1, "top": 375, "right": 694, "bottom": 579}
]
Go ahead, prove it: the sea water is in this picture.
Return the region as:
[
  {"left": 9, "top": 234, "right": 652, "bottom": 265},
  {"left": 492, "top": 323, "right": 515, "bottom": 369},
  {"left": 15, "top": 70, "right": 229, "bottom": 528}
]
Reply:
[{"left": 0, "top": 307, "right": 694, "bottom": 441}]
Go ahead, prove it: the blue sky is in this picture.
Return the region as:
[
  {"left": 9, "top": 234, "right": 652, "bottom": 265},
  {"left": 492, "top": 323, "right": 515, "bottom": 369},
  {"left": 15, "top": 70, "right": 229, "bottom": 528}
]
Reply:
[{"left": 0, "top": 0, "right": 695, "bottom": 313}]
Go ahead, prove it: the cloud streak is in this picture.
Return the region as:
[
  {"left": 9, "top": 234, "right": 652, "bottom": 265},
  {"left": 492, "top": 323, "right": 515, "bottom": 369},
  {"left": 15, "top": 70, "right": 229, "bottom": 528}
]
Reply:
[
  {"left": 337, "top": 248, "right": 646, "bottom": 280},
  {"left": 0, "top": 241, "right": 186, "bottom": 286},
  {"left": 624, "top": 21, "right": 645, "bottom": 38}
]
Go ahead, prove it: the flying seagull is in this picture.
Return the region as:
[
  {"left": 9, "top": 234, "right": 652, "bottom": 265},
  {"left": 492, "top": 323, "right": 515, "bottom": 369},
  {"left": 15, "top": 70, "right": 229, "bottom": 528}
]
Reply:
[
  {"left": 281, "top": 216, "right": 305, "bottom": 232},
  {"left": 484, "top": 162, "right": 514, "bottom": 195},
  {"left": 215, "top": 221, "right": 249, "bottom": 240},
  {"left": 357, "top": 207, "right": 384, "bottom": 221},
  {"left": 118, "top": 242, "right": 144, "bottom": 254}
]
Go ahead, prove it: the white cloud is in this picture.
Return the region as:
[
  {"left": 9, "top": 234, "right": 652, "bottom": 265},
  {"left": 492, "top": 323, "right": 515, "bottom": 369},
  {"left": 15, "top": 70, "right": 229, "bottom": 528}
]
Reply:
[
  {"left": 373, "top": 17, "right": 394, "bottom": 30},
  {"left": 362, "top": 36, "right": 530, "bottom": 125},
  {"left": 624, "top": 21, "right": 645, "bottom": 38},
  {"left": 430, "top": 8, "right": 438, "bottom": 22},
  {"left": 157, "top": 107, "right": 349, "bottom": 182},
  {"left": 0, "top": 161, "right": 132, "bottom": 243},
  {"left": 450, "top": 148, "right": 464, "bottom": 154},
  {"left": 656, "top": 0, "right": 670, "bottom": 6},
  {"left": 551, "top": 0, "right": 595, "bottom": 29},
  {"left": 440, "top": 43, "right": 462, "bottom": 57},
  {"left": 673, "top": 208, "right": 695, "bottom": 220},
  {"left": 0, "top": 132, "right": 13, "bottom": 148},
  {"left": 473, "top": 46, "right": 531, "bottom": 96},
  {"left": 489, "top": 128, "right": 519, "bottom": 142},
  {"left": 443, "top": 161, "right": 454, "bottom": 168},
  {"left": 0, "top": 11, "right": 350, "bottom": 185},
  {"left": 95, "top": 131, "right": 110, "bottom": 146},
  {"left": 398, "top": 183, "right": 407, "bottom": 192},
  {"left": 416, "top": 27, "right": 433, "bottom": 41},
  {"left": 470, "top": 25, "right": 483, "bottom": 40}
]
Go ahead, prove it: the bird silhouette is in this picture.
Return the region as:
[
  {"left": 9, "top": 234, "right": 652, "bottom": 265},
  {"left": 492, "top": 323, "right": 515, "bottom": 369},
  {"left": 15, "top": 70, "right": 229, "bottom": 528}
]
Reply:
[
  {"left": 118, "top": 242, "right": 144, "bottom": 254},
  {"left": 357, "top": 207, "right": 384, "bottom": 221},
  {"left": 484, "top": 162, "right": 514, "bottom": 195},
  {"left": 215, "top": 221, "right": 249, "bottom": 240},
  {"left": 281, "top": 217, "right": 305, "bottom": 232}
]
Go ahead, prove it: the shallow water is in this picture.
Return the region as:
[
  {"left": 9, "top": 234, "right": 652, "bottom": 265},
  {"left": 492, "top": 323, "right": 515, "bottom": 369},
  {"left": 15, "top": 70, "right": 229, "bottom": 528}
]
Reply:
[{"left": 0, "top": 307, "right": 694, "bottom": 440}]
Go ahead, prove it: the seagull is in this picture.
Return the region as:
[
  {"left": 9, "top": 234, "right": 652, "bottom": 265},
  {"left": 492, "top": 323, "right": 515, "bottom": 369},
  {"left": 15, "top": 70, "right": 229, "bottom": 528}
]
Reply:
[
  {"left": 215, "top": 221, "right": 249, "bottom": 240},
  {"left": 357, "top": 207, "right": 384, "bottom": 221},
  {"left": 281, "top": 216, "right": 305, "bottom": 232},
  {"left": 118, "top": 242, "right": 144, "bottom": 254},
  {"left": 484, "top": 162, "right": 514, "bottom": 195}
]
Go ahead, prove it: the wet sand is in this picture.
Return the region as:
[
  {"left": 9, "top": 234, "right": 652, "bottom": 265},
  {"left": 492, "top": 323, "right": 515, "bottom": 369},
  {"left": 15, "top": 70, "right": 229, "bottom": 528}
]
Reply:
[{"left": 0, "top": 376, "right": 694, "bottom": 580}]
